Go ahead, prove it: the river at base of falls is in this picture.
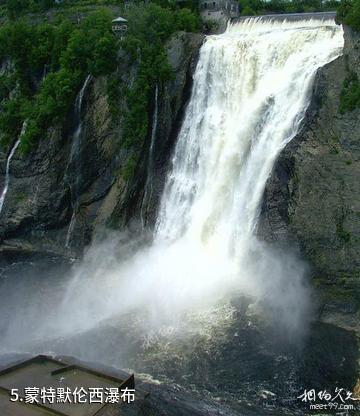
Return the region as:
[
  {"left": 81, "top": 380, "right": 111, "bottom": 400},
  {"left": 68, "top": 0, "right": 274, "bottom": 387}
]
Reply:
[{"left": 0, "top": 257, "right": 357, "bottom": 416}]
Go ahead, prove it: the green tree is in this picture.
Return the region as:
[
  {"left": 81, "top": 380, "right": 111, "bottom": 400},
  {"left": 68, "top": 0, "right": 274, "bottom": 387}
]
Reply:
[
  {"left": 345, "top": 0, "right": 360, "bottom": 31},
  {"left": 0, "top": 9, "right": 119, "bottom": 150},
  {"left": 6, "top": 0, "right": 29, "bottom": 19},
  {"left": 90, "top": 34, "right": 117, "bottom": 76},
  {"left": 339, "top": 71, "right": 360, "bottom": 113},
  {"left": 119, "top": 3, "right": 199, "bottom": 150},
  {"left": 241, "top": 5, "right": 256, "bottom": 15}
]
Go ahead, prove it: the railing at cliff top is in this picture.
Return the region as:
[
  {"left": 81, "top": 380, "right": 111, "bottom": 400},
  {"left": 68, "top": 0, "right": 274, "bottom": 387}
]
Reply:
[{"left": 231, "top": 11, "right": 337, "bottom": 23}]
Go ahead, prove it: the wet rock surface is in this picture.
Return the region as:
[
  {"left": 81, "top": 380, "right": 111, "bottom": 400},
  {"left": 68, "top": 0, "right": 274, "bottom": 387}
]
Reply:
[{"left": 261, "top": 25, "right": 360, "bottom": 335}]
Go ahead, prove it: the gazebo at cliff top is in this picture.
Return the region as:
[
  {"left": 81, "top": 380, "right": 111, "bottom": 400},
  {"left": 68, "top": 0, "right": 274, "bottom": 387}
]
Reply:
[{"left": 112, "top": 16, "right": 128, "bottom": 34}]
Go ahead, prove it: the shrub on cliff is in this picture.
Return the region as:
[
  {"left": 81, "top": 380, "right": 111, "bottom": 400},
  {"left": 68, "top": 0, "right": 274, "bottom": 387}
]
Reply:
[
  {"left": 337, "top": 0, "right": 360, "bottom": 31},
  {"left": 0, "top": 9, "right": 118, "bottom": 150},
  {"left": 119, "top": 3, "right": 200, "bottom": 150},
  {"left": 0, "top": 2, "right": 199, "bottom": 151},
  {"left": 339, "top": 71, "right": 360, "bottom": 113},
  {"left": 6, "top": 0, "right": 56, "bottom": 19},
  {"left": 238, "top": 0, "right": 339, "bottom": 15},
  {"left": 325, "top": 0, "right": 360, "bottom": 112}
]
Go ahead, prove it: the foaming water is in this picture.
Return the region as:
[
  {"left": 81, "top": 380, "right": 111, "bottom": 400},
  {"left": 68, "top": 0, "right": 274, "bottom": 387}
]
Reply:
[{"left": 1, "top": 19, "right": 344, "bottom": 351}]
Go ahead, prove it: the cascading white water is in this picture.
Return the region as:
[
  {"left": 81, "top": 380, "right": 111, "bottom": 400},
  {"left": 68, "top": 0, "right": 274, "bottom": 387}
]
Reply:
[
  {"left": 62, "top": 18, "right": 343, "bottom": 331},
  {"left": 65, "top": 211, "right": 76, "bottom": 248},
  {"left": 156, "top": 18, "right": 343, "bottom": 253},
  {"left": 73, "top": 74, "right": 92, "bottom": 139},
  {"left": 71, "top": 18, "right": 342, "bottom": 327},
  {"left": 0, "top": 121, "right": 27, "bottom": 215},
  {"left": 0, "top": 141, "right": 20, "bottom": 214}
]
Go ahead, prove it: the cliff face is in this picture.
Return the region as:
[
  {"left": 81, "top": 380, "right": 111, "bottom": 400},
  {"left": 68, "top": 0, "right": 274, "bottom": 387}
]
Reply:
[
  {"left": 0, "top": 32, "right": 204, "bottom": 261},
  {"left": 261, "top": 25, "right": 360, "bottom": 332},
  {"left": 1, "top": 22, "right": 359, "bottom": 336},
  {"left": 109, "top": 32, "right": 204, "bottom": 229}
]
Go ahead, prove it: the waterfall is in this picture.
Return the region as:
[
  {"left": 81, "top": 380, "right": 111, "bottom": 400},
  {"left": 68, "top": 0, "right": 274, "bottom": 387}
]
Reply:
[
  {"left": 7, "top": 18, "right": 343, "bottom": 345},
  {"left": 141, "top": 84, "right": 159, "bottom": 228},
  {"left": 138, "top": 18, "right": 343, "bottom": 323},
  {"left": 65, "top": 211, "right": 76, "bottom": 248},
  {"left": 69, "top": 74, "right": 92, "bottom": 169},
  {"left": 65, "top": 74, "right": 92, "bottom": 248},
  {"left": 156, "top": 18, "right": 343, "bottom": 252},
  {"left": 75, "top": 74, "right": 92, "bottom": 121},
  {"left": 0, "top": 121, "right": 27, "bottom": 215},
  {"left": 76, "top": 18, "right": 341, "bottom": 328}
]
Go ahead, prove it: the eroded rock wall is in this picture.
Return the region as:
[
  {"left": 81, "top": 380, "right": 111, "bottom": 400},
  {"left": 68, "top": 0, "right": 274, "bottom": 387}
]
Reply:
[
  {"left": 0, "top": 32, "right": 204, "bottom": 260},
  {"left": 261, "top": 25, "right": 360, "bottom": 332}
]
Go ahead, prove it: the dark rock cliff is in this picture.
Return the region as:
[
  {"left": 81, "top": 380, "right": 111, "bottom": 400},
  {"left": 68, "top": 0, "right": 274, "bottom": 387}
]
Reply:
[
  {"left": 0, "top": 32, "right": 204, "bottom": 261},
  {"left": 109, "top": 32, "right": 204, "bottom": 229},
  {"left": 261, "top": 25, "right": 360, "bottom": 333}
]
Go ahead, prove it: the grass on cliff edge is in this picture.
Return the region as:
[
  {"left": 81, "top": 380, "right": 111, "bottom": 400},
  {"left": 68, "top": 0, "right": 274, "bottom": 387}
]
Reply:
[{"left": 337, "top": 0, "right": 360, "bottom": 112}]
